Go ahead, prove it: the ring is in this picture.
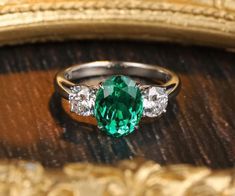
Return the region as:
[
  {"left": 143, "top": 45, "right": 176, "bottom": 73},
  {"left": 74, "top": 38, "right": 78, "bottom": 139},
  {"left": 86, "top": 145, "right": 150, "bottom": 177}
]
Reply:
[{"left": 55, "top": 61, "right": 180, "bottom": 137}]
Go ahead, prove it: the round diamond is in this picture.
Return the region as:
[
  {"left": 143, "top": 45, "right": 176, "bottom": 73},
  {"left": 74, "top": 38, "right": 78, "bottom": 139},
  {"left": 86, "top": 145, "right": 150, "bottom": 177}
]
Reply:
[
  {"left": 69, "top": 85, "right": 96, "bottom": 116},
  {"left": 142, "top": 86, "right": 168, "bottom": 117},
  {"left": 94, "top": 75, "right": 143, "bottom": 137}
]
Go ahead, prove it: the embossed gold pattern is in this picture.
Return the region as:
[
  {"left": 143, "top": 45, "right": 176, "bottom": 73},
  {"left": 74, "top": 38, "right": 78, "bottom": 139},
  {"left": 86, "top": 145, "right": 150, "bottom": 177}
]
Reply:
[
  {"left": 0, "top": 0, "right": 235, "bottom": 48},
  {"left": 0, "top": 159, "right": 234, "bottom": 195}
]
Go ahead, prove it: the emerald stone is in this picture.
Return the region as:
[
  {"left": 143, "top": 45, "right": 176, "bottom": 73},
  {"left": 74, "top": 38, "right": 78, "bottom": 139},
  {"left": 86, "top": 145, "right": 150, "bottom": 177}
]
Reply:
[{"left": 94, "top": 75, "right": 143, "bottom": 137}]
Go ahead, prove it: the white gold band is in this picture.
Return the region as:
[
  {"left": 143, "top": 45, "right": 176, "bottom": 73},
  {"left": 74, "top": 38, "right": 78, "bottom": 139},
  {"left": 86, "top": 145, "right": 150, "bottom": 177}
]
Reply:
[{"left": 55, "top": 61, "right": 181, "bottom": 100}]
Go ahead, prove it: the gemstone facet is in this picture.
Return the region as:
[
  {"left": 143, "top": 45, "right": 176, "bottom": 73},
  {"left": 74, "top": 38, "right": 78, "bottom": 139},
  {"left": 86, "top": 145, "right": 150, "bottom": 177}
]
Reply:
[
  {"left": 69, "top": 85, "right": 96, "bottom": 116},
  {"left": 142, "top": 86, "right": 168, "bottom": 117},
  {"left": 94, "top": 75, "right": 143, "bottom": 137}
]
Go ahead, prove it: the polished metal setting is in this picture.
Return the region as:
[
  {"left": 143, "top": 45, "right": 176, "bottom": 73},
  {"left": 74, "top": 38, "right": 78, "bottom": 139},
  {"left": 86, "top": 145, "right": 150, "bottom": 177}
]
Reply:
[{"left": 55, "top": 61, "right": 181, "bottom": 117}]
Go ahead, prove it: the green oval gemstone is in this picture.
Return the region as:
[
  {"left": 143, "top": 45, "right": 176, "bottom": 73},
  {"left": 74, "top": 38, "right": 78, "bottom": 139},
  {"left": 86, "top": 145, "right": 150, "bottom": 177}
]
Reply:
[{"left": 94, "top": 75, "right": 143, "bottom": 137}]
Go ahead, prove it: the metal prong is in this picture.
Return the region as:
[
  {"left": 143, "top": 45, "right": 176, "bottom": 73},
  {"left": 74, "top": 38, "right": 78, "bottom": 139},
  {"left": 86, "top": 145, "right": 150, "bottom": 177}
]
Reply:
[
  {"left": 97, "top": 125, "right": 103, "bottom": 130},
  {"left": 136, "top": 82, "right": 141, "bottom": 88},
  {"left": 98, "top": 82, "right": 103, "bottom": 89},
  {"left": 138, "top": 84, "right": 150, "bottom": 91}
]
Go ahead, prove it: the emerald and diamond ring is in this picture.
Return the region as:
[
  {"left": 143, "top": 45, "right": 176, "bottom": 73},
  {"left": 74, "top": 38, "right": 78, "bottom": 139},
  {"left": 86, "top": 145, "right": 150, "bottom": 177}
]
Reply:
[{"left": 55, "top": 61, "right": 180, "bottom": 137}]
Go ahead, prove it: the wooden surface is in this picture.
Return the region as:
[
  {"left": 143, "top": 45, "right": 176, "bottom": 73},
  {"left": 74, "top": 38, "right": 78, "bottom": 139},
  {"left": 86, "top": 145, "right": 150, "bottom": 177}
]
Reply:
[{"left": 0, "top": 41, "right": 234, "bottom": 169}]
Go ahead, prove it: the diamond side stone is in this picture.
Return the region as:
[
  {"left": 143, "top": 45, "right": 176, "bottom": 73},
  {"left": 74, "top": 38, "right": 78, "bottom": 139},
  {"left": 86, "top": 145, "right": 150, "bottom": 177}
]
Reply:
[
  {"left": 69, "top": 85, "right": 96, "bottom": 116},
  {"left": 142, "top": 86, "right": 168, "bottom": 117}
]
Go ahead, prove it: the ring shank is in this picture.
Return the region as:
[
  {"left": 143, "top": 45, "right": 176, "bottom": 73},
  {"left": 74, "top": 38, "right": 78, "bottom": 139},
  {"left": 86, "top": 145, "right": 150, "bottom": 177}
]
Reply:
[{"left": 55, "top": 61, "right": 181, "bottom": 99}]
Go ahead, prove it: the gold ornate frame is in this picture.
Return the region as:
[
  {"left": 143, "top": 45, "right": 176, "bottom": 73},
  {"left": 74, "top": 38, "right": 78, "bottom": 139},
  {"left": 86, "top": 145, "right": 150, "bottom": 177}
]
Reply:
[
  {"left": 0, "top": 0, "right": 235, "bottom": 48},
  {"left": 0, "top": 159, "right": 234, "bottom": 195},
  {"left": 0, "top": 1, "right": 235, "bottom": 195}
]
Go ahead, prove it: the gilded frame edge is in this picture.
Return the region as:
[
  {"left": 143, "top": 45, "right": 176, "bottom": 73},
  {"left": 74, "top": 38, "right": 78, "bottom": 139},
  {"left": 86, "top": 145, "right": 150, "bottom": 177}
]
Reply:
[
  {"left": 0, "top": 0, "right": 234, "bottom": 49},
  {"left": 0, "top": 159, "right": 234, "bottom": 195}
]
